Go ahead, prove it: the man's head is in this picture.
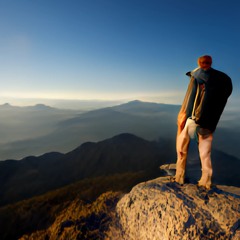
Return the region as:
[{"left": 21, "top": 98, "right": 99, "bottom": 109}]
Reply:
[{"left": 198, "top": 55, "right": 212, "bottom": 70}]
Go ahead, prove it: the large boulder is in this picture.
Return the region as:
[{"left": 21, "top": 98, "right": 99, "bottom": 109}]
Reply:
[{"left": 113, "top": 177, "right": 240, "bottom": 240}]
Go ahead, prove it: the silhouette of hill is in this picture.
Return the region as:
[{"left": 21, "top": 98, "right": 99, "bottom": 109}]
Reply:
[
  {"left": 0, "top": 133, "right": 175, "bottom": 206},
  {"left": 0, "top": 103, "right": 55, "bottom": 111},
  {"left": 1, "top": 132, "right": 240, "bottom": 208}
]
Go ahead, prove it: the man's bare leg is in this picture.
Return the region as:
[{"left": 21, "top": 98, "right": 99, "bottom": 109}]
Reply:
[
  {"left": 198, "top": 133, "right": 213, "bottom": 189},
  {"left": 175, "top": 127, "right": 190, "bottom": 184}
]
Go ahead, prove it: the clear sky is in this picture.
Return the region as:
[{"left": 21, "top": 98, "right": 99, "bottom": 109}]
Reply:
[{"left": 0, "top": 0, "right": 239, "bottom": 105}]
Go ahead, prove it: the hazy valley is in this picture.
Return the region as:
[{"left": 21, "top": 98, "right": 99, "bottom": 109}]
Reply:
[{"left": 1, "top": 100, "right": 239, "bottom": 160}]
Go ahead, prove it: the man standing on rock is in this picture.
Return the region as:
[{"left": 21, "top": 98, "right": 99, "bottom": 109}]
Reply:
[{"left": 174, "top": 55, "right": 232, "bottom": 189}]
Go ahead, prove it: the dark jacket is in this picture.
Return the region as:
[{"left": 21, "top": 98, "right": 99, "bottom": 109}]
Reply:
[{"left": 178, "top": 68, "right": 232, "bottom": 132}]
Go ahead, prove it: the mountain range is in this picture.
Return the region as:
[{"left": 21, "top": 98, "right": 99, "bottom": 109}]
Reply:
[
  {"left": 0, "top": 100, "right": 179, "bottom": 160},
  {"left": 1, "top": 132, "right": 240, "bottom": 208},
  {"left": 0, "top": 103, "right": 81, "bottom": 157},
  {"left": 0, "top": 133, "right": 175, "bottom": 206},
  {"left": 0, "top": 132, "right": 174, "bottom": 239},
  {"left": 1, "top": 100, "right": 239, "bottom": 160}
]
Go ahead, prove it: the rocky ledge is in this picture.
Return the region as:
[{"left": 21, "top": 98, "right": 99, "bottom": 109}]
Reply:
[{"left": 110, "top": 177, "right": 240, "bottom": 240}]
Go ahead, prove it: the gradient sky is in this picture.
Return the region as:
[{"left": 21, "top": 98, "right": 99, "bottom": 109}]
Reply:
[{"left": 0, "top": 0, "right": 239, "bottom": 105}]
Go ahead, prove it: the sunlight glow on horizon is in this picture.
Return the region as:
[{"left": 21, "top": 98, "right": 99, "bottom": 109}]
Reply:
[{"left": 0, "top": 89, "right": 185, "bottom": 106}]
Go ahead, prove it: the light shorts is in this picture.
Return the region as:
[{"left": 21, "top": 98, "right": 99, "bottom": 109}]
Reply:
[
  {"left": 185, "top": 118, "right": 198, "bottom": 139},
  {"left": 185, "top": 118, "right": 212, "bottom": 141}
]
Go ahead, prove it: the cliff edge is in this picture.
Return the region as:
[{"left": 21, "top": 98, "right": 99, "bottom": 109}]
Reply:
[
  {"left": 110, "top": 177, "right": 240, "bottom": 240},
  {"left": 19, "top": 177, "right": 240, "bottom": 240}
]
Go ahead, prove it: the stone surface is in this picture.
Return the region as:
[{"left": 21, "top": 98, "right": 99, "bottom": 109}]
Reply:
[
  {"left": 112, "top": 177, "right": 240, "bottom": 240},
  {"left": 160, "top": 163, "right": 176, "bottom": 176}
]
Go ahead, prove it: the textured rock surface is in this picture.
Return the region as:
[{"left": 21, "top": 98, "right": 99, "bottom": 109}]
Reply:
[
  {"left": 113, "top": 177, "right": 240, "bottom": 240},
  {"left": 20, "top": 191, "right": 122, "bottom": 240}
]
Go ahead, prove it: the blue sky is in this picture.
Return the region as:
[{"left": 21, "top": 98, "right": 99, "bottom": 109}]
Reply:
[{"left": 0, "top": 0, "right": 239, "bottom": 105}]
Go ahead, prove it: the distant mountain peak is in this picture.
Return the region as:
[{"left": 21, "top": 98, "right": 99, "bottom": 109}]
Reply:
[
  {"left": 128, "top": 100, "right": 142, "bottom": 103},
  {"left": 33, "top": 104, "right": 54, "bottom": 110},
  {"left": 3, "top": 102, "right": 11, "bottom": 106},
  {"left": 0, "top": 103, "right": 12, "bottom": 108},
  {"left": 111, "top": 133, "right": 144, "bottom": 142},
  {"left": 23, "top": 104, "right": 55, "bottom": 111},
  {"left": 0, "top": 103, "right": 54, "bottom": 110}
]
